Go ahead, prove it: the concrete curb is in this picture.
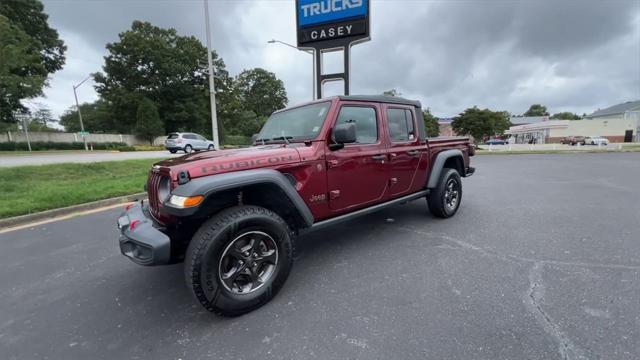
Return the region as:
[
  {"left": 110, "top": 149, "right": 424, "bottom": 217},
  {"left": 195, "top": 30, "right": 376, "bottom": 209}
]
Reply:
[{"left": 0, "top": 193, "right": 147, "bottom": 229}]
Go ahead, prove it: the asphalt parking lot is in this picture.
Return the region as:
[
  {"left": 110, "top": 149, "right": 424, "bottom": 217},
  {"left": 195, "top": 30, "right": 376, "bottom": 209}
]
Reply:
[{"left": 1, "top": 153, "right": 639, "bottom": 360}]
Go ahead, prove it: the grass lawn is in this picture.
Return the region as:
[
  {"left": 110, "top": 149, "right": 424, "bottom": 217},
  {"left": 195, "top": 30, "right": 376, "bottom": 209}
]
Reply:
[{"left": 0, "top": 159, "right": 161, "bottom": 219}]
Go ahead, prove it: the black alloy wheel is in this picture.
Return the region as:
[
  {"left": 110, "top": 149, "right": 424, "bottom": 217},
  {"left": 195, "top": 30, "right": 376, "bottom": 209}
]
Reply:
[{"left": 218, "top": 231, "right": 278, "bottom": 294}]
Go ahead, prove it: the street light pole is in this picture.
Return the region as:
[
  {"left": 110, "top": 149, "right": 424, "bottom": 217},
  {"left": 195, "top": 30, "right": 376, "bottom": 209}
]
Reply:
[
  {"left": 72, "top": 75, "right": 91, "bottom": 151},
  {"left": 203, "top": 0, "right": 220, "bottom": 150},
  {"left": 267, "top": 39, "right": 316, "bottom": 100},
  {"left": 16, "top": 113, "right": 32, "bottom": 152}
]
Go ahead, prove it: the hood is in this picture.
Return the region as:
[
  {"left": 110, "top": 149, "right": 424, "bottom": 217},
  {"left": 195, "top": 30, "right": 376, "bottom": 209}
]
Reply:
[{"left": 154, "top": 144, "right": 302, "bottom": 179}]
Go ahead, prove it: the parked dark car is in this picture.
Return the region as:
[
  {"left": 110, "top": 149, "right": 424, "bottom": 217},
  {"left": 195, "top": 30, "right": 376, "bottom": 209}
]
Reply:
[
  {"left": 560, "top": 136, "right": 585, "bottom": 145},
  {"left": 571, "top": 136, "right": 586, "bottom": 145},
  {"left": 560, "top": 136, "right": 574, "bottom": 145}
]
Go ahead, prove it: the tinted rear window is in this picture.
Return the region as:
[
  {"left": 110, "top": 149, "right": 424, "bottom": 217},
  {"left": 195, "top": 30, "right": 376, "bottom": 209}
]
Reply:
[{"left": 167, "top": 134, "right": 179, "bottom": 139}]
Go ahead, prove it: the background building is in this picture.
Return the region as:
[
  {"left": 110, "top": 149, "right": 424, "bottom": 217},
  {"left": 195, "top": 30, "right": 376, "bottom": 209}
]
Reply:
[
  {"left": 509, "top": 116, "right": 548, "bottom": 125},
  {"left": 506, "top": 100, "right": 640, "bottom": 143},
  {"left": 438, "top": 118, "right": 456, "bottom": 137}
]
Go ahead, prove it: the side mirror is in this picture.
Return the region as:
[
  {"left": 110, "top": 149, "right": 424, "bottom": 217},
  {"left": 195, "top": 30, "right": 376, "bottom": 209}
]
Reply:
[
  {"left": 333, "top": 122, "right": 357, "bottom": 143},
  {"left": 330, "top": 123, "right": 357, "bottom": 150}
]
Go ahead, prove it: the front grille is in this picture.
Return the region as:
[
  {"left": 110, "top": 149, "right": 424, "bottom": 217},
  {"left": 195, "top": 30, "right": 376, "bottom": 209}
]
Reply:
[{"left": 147, "top": 170, "right": 163, "bottom": 217}]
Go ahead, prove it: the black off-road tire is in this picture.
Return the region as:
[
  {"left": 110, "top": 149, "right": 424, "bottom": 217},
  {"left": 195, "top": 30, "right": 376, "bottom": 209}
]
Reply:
[
  {"left": 427, "top": 168, "right": 462, "bottom": 218},
  {"left": 184, "top": 205, "right": 295, "bottom": 316}
]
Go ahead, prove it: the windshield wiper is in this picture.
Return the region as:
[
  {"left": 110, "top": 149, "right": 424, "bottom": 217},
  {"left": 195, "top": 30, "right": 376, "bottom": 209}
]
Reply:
[
  {"left": 254, "top": 137, "right": 269, "bottom": 145},
  {"left": 272, "top": 136, "right": 292, "bottom": 145}
]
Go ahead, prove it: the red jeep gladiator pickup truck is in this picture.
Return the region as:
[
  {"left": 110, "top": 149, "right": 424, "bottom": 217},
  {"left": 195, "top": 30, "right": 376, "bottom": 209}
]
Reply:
[{"left": 118, "top": 95, "right": 475, "bottom": 316}]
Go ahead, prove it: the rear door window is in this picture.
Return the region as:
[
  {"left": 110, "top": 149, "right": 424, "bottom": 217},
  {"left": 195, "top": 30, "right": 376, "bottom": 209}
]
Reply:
[{"left": 386, "top": 108, "right": 416, "bottom": 142}]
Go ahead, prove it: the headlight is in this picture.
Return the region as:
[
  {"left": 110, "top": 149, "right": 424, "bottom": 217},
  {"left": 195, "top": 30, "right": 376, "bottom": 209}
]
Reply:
[
  {"left": 158, "top": 177, "right": 171, "bottom": 202},
  {"left": 168, "top": 195, "right": 204, "bottom": 208}
]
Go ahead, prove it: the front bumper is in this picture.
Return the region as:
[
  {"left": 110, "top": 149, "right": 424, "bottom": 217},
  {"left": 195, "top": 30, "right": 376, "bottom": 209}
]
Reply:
[{"left": 117, "top": 201, "right": 171, "bottom": 266}]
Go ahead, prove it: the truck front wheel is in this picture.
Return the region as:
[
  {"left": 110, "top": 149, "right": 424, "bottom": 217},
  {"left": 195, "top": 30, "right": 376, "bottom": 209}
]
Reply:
[
  {"left": 184, "top": 205, "right": 295, "bottom": 316},
  {"left": 427, "top": 168, "right": 462, "bottom": 218}
]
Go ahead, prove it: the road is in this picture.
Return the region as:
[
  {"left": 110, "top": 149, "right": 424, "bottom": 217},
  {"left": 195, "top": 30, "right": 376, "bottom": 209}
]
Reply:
[
  {"left": 0, "top": 151, "right": 180, "bottom": 167},
  {"left": 1, "top": 153, "right": 639, "bottom": 359}
]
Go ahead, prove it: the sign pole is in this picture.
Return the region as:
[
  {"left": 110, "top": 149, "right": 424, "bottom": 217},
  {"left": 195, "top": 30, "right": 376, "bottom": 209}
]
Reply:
[
  {"left": 203, "top": 0, "right": 220, "bottom": 150},
  {"left": 311, "top": 49, "right": 317, "bottom": 100},
  {"left": 296, "top": 0, "right": 370, "bottom": 99}
]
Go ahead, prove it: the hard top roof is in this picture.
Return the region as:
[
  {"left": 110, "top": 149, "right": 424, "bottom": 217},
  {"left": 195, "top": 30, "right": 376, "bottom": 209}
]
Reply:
[{"left": 337, "top": 95, "right": 422, "bottom": 108}]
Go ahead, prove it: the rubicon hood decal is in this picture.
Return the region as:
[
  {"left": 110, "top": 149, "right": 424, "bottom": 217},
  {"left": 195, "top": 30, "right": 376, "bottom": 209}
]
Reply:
[
  {"left": 155, "top": 145, "right": 302, "bottom": 178},
  {"left": 199, "top": 154, "right": 297, "bottom": 175}
]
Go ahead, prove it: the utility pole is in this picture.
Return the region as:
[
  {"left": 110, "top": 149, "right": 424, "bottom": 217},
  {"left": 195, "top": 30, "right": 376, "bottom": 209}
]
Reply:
[
  {"left": 268, "top": 39, "right": 316, "bottom": 100},
  {"left": 73, "top": 75, "right": 91, "bottom": 151},
  {"left": 203, "top": 0, "right": 220, "bottom": 150}
]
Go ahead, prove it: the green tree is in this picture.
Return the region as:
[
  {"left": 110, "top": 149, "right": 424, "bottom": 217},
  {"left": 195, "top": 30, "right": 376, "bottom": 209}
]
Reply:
[
  {"left": 422, "top": 108, "right": 440, "bottom": 137},
  {"left": 59, "top": 100, "right": 115, "bottom": 132},
  {"left": 29, "top": 104, "right": 54, "bottom": 127},
  {"left": 0, "top": 15, "right": 45, "bottom": 124},
  {"left": 94, "top": 21, "right": 230, "bottom": 135},
  {"left": 135, "top": 98, "right": 164, "bottom": 144},
  {"left": 551, "top": 112, "right": 581, "bottom": 120},
  {"left": 523, "top": 104, "right": 549, "bottom": 116},
  {"left": 383, "top": 89, "right": 402, "bottom": 97},
  {"left": 0, "top": 1, "right": 66, "bottom": 123},
  {"left": 25, "top": 104, "right": 59, "bottom": 131},
  {"left": 235, "top": 68, "right": 287, "bottom": 117},
  {"left": 451, "top": 107, "right": 511, "bottom": 143},
  {"left": 222, "top": 110, "right": 267, "bottom": 138}
]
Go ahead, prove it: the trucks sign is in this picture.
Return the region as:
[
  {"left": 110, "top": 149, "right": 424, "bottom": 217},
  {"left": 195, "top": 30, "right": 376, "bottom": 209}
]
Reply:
[{"left": 296, "top": 0, "right": 370, "bottom": 47}]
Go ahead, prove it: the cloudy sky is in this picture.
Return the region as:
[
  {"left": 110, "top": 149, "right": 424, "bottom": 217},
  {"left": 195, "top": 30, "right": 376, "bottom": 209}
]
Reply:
[{"left": 36, "top": 0, "right": 640, "bottom": 119}]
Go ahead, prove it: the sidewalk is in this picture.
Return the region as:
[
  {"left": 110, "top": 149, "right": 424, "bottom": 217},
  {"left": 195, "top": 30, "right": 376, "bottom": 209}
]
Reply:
[
  {"left": 0, "top": 150, "right": 180, "bottom": 167},
  {"left": 477, "top": 142, "right": 640, "bottom": 154}
]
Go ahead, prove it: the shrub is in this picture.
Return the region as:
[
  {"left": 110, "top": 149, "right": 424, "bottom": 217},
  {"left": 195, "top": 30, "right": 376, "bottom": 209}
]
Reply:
[{"left": 223, "top": 135, "right": 251, "bottom": 146}]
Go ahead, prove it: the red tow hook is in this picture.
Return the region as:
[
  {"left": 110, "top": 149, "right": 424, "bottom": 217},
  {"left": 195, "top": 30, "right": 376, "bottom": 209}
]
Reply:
[{"left": 129, "top": 219, "right": 141, "bottom": 230}]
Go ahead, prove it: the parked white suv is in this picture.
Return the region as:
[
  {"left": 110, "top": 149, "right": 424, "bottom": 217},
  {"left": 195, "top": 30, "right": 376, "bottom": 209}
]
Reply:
[
  {"left": 584, "top": 136, "right": 609, "bottom": 146},
  {"left": 165, "top": 133, "right": 215, "bottom": 153}
]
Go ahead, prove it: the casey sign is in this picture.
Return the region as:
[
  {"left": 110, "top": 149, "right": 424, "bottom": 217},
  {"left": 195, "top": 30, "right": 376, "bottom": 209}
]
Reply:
[{"left": 296, "top": 0, "right": 369, "bottom": 47}]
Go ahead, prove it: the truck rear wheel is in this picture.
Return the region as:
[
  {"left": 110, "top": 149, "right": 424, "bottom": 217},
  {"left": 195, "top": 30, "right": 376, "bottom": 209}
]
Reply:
[
  {"left": 184, "top": 205, "right": 295, "bottom": 316},
  {"left": 427, "top": 168, "right": 462, "bottom": 218}
]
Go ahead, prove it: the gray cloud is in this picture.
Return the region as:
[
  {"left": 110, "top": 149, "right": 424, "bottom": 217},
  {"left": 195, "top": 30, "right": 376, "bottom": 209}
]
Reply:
[{"left": 37, "top": 0, "right": 640, "bottom": 119}]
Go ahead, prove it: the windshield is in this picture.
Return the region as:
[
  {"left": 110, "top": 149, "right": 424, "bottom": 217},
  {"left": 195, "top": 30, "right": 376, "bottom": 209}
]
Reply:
[{"left": 257, "top": 102, "right": 331, "bottom": 142}]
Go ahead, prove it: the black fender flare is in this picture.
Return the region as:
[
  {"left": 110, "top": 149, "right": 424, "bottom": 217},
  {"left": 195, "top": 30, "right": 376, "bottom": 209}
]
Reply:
[
  {"left": 427, "top": 149, "right": 464, "bottom": 189},
  {"left": 164, "top": 169, "right": 314, "bottom": 228}
]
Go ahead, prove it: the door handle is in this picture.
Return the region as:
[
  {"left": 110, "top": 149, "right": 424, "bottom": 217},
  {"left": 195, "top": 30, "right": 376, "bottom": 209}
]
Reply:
[
  {"left": 371, "top": 154, "right": 386, "bottom": 161},
  {"left": 407, "top": 150, "right": 419, "bottom": 156}
]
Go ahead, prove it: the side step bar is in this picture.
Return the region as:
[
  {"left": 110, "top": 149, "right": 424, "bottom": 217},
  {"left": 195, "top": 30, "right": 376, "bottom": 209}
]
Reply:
[{"left": 305, "top": 190, "right": 429, "bottom": 233}]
